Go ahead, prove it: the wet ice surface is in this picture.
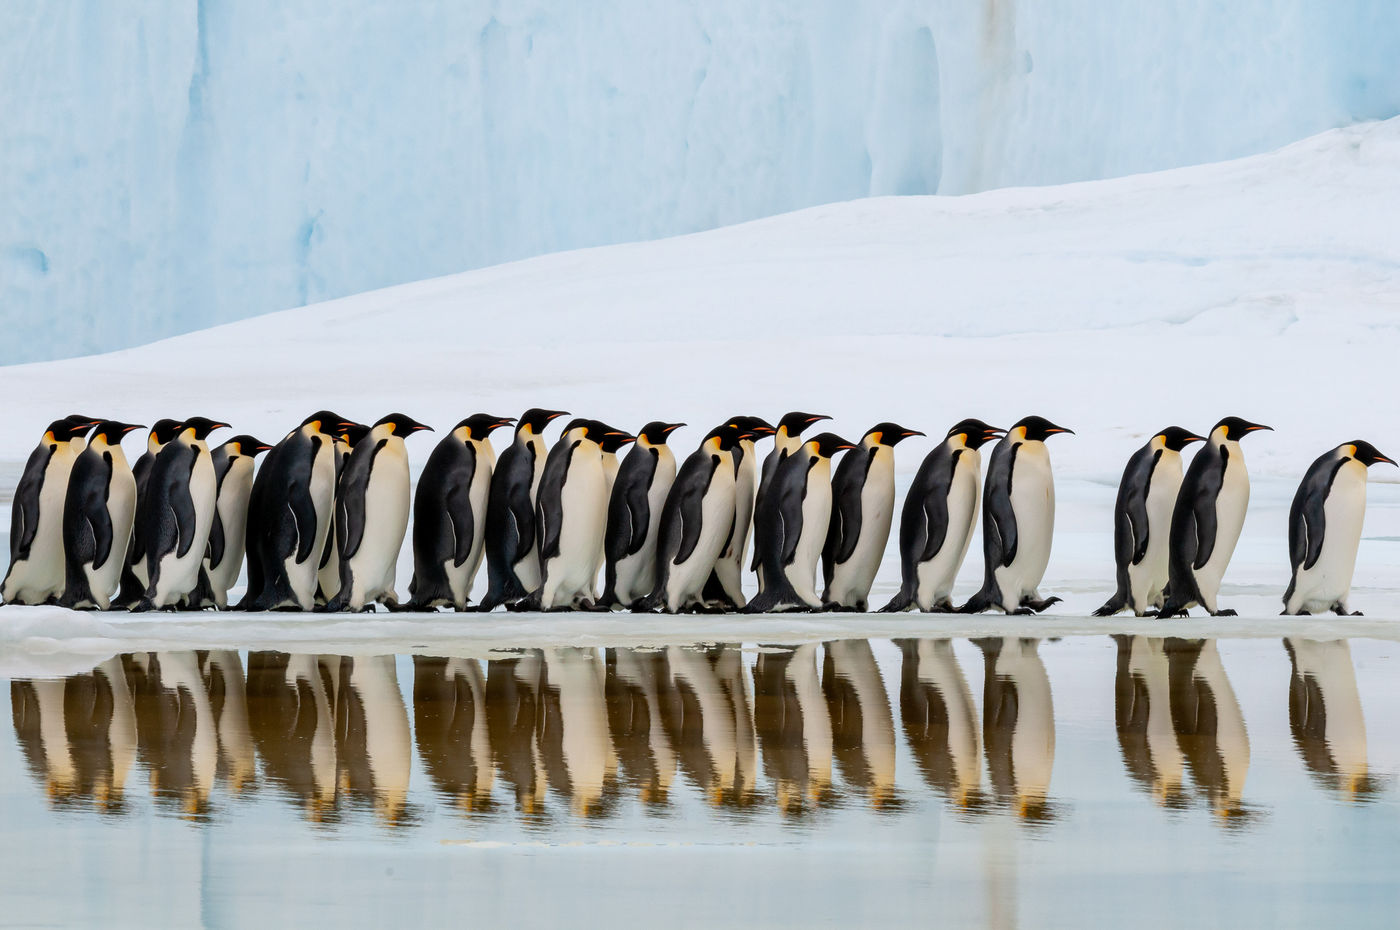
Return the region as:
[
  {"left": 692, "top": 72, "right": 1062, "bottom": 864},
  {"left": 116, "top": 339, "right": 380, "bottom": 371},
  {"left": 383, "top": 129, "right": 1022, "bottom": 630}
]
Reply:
[{"left": 4, "top": 634, "right": 1400, "bottom": 929}]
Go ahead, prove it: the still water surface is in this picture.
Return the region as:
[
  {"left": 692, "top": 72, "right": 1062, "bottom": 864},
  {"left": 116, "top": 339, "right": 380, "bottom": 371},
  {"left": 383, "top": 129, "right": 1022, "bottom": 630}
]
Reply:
[{"left": 4, "top": 636, "right": 1399, "bottom": 928}]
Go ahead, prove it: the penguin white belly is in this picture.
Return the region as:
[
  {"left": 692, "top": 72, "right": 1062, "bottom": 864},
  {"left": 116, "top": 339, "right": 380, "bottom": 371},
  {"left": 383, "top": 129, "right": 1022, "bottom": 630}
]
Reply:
[
  {"left": 995, "top": 443, "right": 1055, "bottom": 606},
  {"left": 1129, "top": 457, "right": 1182, "bottom": 613},
  {"left": 542, "top": 461, "right": 607, "bottom": 608},
  {"left": 713, "top": 451, "right": 757, "bottom": 604},
  {"left": 85, "top": 467, "right": 137, "bottom": 607},
  {"left": 916, "top": 458, "right": 980, "bottom": 609},
  {"left": 153, "top": 453, "right": 217, "bottom": 607},
  {"left": 614, "top": 464, "right": 675, "bottom": 604},
  {"left": 446, "top": 456, "right": 494, "bottom": 605},
  {"left": 785, "top": 466, "right": 833, "bottom": 608},
  {"left": 1292, "top": 463, "right": 1367, "bottom": 613},
  {"left": 1194, "top": 454, "right": 1249, "bottom": 610},
  {"left": 208, "top": 466, "right": 253, "bottom": 605},
  {"left": 665, "top": 467, "right": 736, "bottom": 610},
  {"left": 12, "top": 452, "right": 79, "bottom": 602},
  {"left": 349, "top": 449, "right": 411, "bottom": 607},
  {"left": 829, "top": 454, "right": 895, "bottom": 608},
  {"left": 288, "top": 445, "right": 337, "bottom": 609}
]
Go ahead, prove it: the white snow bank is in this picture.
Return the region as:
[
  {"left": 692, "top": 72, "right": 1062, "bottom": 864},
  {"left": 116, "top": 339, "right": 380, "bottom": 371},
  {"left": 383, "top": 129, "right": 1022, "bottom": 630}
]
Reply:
[{"left": 2, "top": 119, "right": 1399, "bottom": 669}]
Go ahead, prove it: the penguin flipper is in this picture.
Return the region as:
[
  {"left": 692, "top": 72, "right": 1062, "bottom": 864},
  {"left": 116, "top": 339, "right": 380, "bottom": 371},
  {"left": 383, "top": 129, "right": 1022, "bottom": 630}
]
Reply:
[
  {"left": 1123, "top": 476, "right": 1150, "bottom": 566},
  {"left": 207, "top": 511, "right": 226, "bottom": 572},
  {"left": 444, "top": 479, "right": 476, "bottom": 567},
  {"left": 1189, "top": 447, "right": 1227, "bottom": 570},
  {"left": 672, "top": 472, "right": 712, "bottom": 566},
  {"left": 915, "top": 452, "right": 958, "bottom": 562},
  {"left": 287, "top": 480, "right": 321, "bottom": 565},
  {"left": 828, "top": 449, "right": 870, "bottom": 568},
  {"left": 1292, "top": 458, "right": 1338, "bottom": 572},
  {"left": 986, "top": 487, "right": 1018, "bottom": 569},
  {"left": 11, "top": 444, "right": 54, "bottom": 560}
]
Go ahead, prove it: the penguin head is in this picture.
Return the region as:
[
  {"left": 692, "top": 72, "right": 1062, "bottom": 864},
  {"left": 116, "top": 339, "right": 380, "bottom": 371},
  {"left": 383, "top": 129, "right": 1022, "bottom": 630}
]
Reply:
[
  {"left": 371, "top": 414, "right": 434, "bottom": 437},
  {"left": 336, "top": 422, "right": 371, "bottom": 448},
  {"left": 1344, "top": 440, "right": 1397, "bottom": 468},
  {"left": 637, "top": 421, "right": 686, "bottom": 446},
  {"left": 1012, "top": 416, "right": 1074, "bottom": 443},
  {"left": 776, "top": 411, "right": 831, "bottom": 439},
  {"left": 945, "top": 419, "right": 1005, "bottom": 450},
  {"left": 222, "top": 435, "right": 272, "bottom": 458},
  {"left": 43, "top": 418, "right": 92, "bottom": 444},
  {"left": 597, "top": 426, "right": 637, "bottom": 453},
  {"left": 147, "top": 418, "right": 185, "bottom": 450},
  {"left": 721, "top": 416, "right": 776, "bottom": 442},
  {"left": 454, "top": 414, "right": 516, "bottom": 441},
  {"left": 806, "top": 432, "right": 857, "bottom": 459},
  {"left": 862, "top": 422, "right": 925, "bottom": 447},
  {"left": 518, "top": 408, "right": 569, "bottom": 436},
  {"left": 704, "top": 423, "right": 746, "bottom": 452},
  {"left": 300, "top": 411, "right": 345, "bottom": 436},
  {"left": 1212, "top": 417, "right": 1271, "bottom": 443},
  {"left": 1154, "top": 426, "right": 1207, "bottom": 452},
  {"left": 89, "top": 421, "right": 145, "bottom": 445},
  {"left": 180, "top": 417, "right": 231, "bottom": 441}
]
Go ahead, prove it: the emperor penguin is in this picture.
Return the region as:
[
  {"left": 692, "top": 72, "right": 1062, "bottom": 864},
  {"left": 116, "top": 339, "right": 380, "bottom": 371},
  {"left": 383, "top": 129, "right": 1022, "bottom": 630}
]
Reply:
[
  {"left": 702, "top": 415, "right": 776, "bottom": 610},
  {"left": 599, "top": 421, "right": 685, "bottom": 609},
  {"left": 589, "top": 428, "right": 637, "bottom": 598},
  {"left": 529, "top": 419, "right": 634, "bottom": 610},
  {"left": 238, "top": 411, "right": 343, "bottom": 611},
  {"left": 115, "top": 418, "right": 184, "bottom": 608},
  {"left": 57, "top": 421, "right": 144, "bottom": 609},
  {"left": 1093, "top": 427, "right": 1208, "bottom": 617},
  {"left": 407, "top": 413, "right": 516, "bottom": 610},
  {"left": 323, "top": 414, "right": 434, "bottom": 612},
  {"left": 746, "top": 432, "right": 857, "bottom": 613},
  {"left": 881, "top": 420, "right": 1004, "bottom": 613},
  {"left": 133, "top": 417, "right": 230, "bottom": 610},
  {"left": 1281, "top": 440, "right": 1395, "bottom": 616},
  {"left": 317, "top": 421, "right": 370, "bottom": 605},
  {"left": 642, "top": 423, "right": 749, "bottom": 613},
  {"left": 2, "top": 417, "right": 99, "bottom": 605},
  {"left": 1158, "top": 417, "right": 1272, "bottom": 618},
  {"left": 200, "top": 435, "right": 272, "bottom": 609},
  {"left": 960, "top": 416, "right": 1073, "bottom": 615},
  {"left": 822, "top": 422, "right": 925, "bottom": 611},
  {"left": 480, "top": 408, "right": 569, "bottom": 610},
  {"left": 751, "top": 412, "right": 831, "bottom": 590}
]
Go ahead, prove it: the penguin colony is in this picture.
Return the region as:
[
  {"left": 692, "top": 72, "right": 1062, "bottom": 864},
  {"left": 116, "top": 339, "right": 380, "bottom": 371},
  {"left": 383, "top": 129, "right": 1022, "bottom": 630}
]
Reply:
[{"left": 0, "top": 412, "right": 1392, "bottom": 618}]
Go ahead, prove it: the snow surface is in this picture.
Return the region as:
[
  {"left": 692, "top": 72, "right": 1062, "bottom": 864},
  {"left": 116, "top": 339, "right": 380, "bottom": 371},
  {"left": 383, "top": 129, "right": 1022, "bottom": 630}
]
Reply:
[
  {"left": 2, "top": 118, "right": 1400, "bottom": 672},
  {"left": 4, "top": 1, "right": 1399, "bottom": 362}
]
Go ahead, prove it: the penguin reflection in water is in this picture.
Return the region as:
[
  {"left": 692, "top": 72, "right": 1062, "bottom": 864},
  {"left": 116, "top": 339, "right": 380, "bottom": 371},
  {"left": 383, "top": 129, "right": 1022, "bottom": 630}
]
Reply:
[
  {"left": 961, "top": 417, "right": 1073, "bottom": 615},
  {"left": 323, "top": 414, "right": 434, "bottom": 612},
  {"left": 1282, "top": 440, "right": 1394, "bottom": 616},
  {"left": 1157, "top": 417, "right": 1271, "bottom": 618},
  {"left": 882, "top": 420, "right": 1004, "bottom": 613},
  {"left": 524, "top": 419, "right": 634, "bottom": 611},
  {"left": 1093, "top": 427, "right": 1207, "bottom": 618}
]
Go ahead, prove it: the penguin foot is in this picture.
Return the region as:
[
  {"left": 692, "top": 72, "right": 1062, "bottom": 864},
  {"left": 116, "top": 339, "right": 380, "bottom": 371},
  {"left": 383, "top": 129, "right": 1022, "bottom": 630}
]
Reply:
[
  {"left": 1212, "top": 608, "right": 1238, "bottom": 617},
  {"left": 129, "top": 598, "right": 156, "bottom": 613},
  {"left": 1022, "top": 596, "right": 1061, "bottom": 613},
  {"left": 1350, "top": 610, "right": 1364, "bottom": 617},
  {"left": 1012, "top": 607, "right": 1036, "bottom": 615}
]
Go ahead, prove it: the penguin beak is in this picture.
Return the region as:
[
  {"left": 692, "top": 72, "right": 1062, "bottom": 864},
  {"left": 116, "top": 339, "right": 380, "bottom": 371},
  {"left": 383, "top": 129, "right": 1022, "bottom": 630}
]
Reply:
[
  {"left": 1185, "top": 434, "right": 1207, "bottom": 445},
  {"left": 1045, "top": 427, "right": 1074, "bottom": 436},
  {"left": 211, "top": 422, "right": 232, "bottom": 431},
  {"left": 121, "top": 424, "right": 145, "bottom": 435},
  {"left": 608, "top": 432, "right": 635, "bottom": 446},
  {"left": 495, "top": 417, "right": 517, "bottom": 429},
  {"left": 902, "top": 430, "right": 926, "bottom": 438},
  {"left": 807, "top": 415, "right": 832, "bottom": 425},
  {"left": 1245, "top": 424, "right": 1273, "bottom": 433},
  {"left": 663, "top": 423, "right": 686, "bottom": 434},
  {"left": 985, "top": 427, "right": 1007, "bottom": 438},
  {"left": 256, "top": 444, "right": 273, "bottom": 452}
]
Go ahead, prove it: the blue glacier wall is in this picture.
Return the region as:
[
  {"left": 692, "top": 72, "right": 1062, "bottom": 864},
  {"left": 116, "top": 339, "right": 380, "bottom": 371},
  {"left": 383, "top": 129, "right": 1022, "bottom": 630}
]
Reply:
[{"left": 3, "top": 0, "right": 1398, "bottom": 363}]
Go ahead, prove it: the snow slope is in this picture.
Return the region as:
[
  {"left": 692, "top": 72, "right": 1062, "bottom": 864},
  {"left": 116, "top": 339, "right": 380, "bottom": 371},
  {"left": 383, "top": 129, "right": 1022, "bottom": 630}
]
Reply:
[
  {"left": 4, "top": 1, "right": 1399, "bottom": 363},
  {"left": 1, "top": 118, "right": 1399, "bottom": 666}
]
